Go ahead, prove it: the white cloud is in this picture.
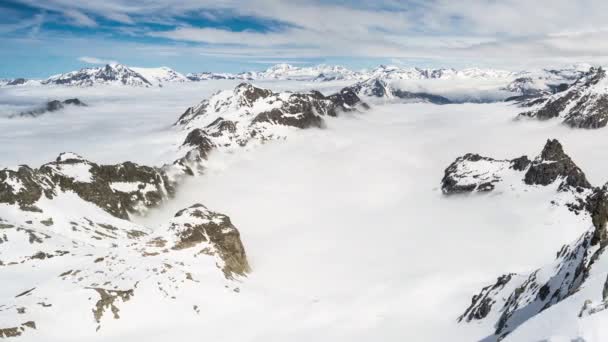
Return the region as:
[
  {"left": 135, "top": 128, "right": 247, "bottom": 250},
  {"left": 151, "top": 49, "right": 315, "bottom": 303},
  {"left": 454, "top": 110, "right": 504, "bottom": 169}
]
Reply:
[
  {"left": 63, "top": 9, "right": 97, "bottom": 27},
  {"left": 12, "top": 0, "right": 608, "bottom": 69},
  {"left": 78, "top": 56, "right": 118, "bottom": 65}
]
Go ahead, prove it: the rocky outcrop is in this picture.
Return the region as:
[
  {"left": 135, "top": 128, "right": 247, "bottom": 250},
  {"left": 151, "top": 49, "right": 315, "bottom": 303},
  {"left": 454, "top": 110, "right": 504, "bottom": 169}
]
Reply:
[
  {"left": 168, "top": 204, "right": 250, "bottom": 278},
  {"left": 441, "top": 154, "right": 516, "bottom": 194},
  {"left": 441, "top": 139, "right": 590, "bottom": 196},
  {"left": 11, "top": 98, "right": 87, "bottom": 118},
  {"left": 0, "top": 321, "right": 36, "bottom": 338},
  {"left": 523, "top": 139, "right": 591, "bottom": 190},
  {"left": 518, "top": 67, "right": 608, "bottom": 128}
]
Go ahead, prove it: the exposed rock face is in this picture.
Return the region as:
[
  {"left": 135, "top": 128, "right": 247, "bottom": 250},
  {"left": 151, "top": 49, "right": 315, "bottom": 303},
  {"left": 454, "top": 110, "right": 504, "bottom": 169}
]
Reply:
[
  {"left": 441, "top": 139, "right": 591, "bottom": 196},
  {"left": 42, "top": 63, "right": 154, "bottom": 87},
  {"left": 0, "top": 321, "right": 36, "bottom": 338},
  {"left": 174, "top": 83, "right": 368, "bottom": 150},
  {"left": 523, "top": 139, "right": 591, "bottom": 190},
  {"left": 169, "top": 204, "right": 250, "bottom": 278},
  {"left": 518, "top": 67, "right": 608, "bottom": 128},
  {"left": 12, "top": 98, "right": 87, "bottom": 118}
]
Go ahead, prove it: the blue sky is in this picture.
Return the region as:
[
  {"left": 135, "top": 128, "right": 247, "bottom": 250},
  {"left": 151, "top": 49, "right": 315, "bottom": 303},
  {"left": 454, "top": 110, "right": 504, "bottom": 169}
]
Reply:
[{"left": 2, "top": 0, "right": 608, "bottom": 78}]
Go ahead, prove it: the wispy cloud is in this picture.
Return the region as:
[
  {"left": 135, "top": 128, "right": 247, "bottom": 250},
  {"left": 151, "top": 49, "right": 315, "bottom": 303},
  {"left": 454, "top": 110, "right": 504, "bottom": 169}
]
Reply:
[
  {"left": 63, "top": 9, "right": 97, "bottom": 27},
  {"left": 78, "top": 56, "right": 118, "bottom": 65},
  {"left": 0, "top": 13, "right": 45, "bottom": 35}
]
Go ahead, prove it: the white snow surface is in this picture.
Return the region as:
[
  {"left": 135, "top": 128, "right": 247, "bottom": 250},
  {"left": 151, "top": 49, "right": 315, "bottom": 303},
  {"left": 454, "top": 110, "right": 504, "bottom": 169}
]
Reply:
[
  {"left": 131, "top": 66, "right": 188, "bottom": 86},
  {"left": 2, "top": 79, "right": 608, "bottom": 341}
]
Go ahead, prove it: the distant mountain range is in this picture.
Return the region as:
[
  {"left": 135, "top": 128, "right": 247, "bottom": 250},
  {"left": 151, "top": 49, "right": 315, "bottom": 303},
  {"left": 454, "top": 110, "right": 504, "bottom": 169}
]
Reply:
[
  {"left": 0, "top": 62, "right": 598, "bottom": 104},
  {"left": 0, "top": 62, "right": 542, "bottom": 87}
]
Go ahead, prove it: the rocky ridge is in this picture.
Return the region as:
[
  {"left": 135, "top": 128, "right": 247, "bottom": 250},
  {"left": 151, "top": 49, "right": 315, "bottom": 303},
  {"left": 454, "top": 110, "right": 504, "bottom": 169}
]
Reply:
[
  {"left": 442, "top": 139, "right": 590, "bottom": 196},
  {"left": 173, "top": 82, "right": 369, "bottom": 151}
]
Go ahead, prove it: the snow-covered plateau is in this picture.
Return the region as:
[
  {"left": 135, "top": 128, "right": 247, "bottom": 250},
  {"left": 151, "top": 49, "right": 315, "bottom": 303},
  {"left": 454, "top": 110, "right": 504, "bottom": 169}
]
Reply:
[{"left": 3, "top": 70, "right": 608, "bottom": 341}]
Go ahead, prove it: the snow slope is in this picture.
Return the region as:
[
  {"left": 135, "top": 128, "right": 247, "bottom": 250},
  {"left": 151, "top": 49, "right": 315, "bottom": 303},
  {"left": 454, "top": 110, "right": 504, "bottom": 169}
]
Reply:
[{"left": 131, "top": 66, "right": 188, "bottom": 86}]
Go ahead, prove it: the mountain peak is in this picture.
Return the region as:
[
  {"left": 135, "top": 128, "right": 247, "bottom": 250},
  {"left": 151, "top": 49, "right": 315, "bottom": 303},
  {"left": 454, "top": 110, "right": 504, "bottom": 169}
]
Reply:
[{"left": 539, "top": 139, "right": 566, "bottom": 161}]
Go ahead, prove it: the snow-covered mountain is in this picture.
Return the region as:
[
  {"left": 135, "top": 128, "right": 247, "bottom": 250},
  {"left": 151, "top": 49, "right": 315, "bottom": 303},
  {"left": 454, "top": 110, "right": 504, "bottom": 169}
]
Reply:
[
  {"left": 503, "top": 65, "right": 588, "bottom": 100},
  {"left": 345, "top": 65, "right": 521, "bottom": 103},
  {"left": 186, "top": 72, "right": 248, "bottom": 81},
  {"left": 345, "top": 77, "right": 453, "bottom": 104},
  {"left": 0, "top": 150, "right": 249, "bottom": 338},
  {"left": 186, "top": 64, "right": 364, "bottom": 82},
  {"left": 131, "top": 66, "right": 188, "bottom": 86},
  {"left": 253, "top": 63, "right": 363, "bottom": 81},
  {"left": 174, "top": 82, "right": 368, "bottom": 155},
  {"left": 0, "top": 82, "right": 371, "bottom": 338},
  {"left": 517, "top": 67, "right": 608, "bottom": 128},
  {"left": 365, "top": 65, "right": 517, "bottom": 81},
  {"left": 444, "top": 138, "right": 608, "bottom": 341},
  {"left": 0, "top": 78, "right": 41, "bottom": 87},
  {"left": 42, "top": 63, "right": 154, "bottom": 87}
]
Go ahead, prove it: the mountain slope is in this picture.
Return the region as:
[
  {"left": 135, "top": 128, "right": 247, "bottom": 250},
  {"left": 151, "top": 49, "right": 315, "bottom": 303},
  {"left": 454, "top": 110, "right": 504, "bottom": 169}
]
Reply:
[
  {"left": 0, "top": 150, "right": 249, "bottom": 338},
  {"left": 130, "top": 66, "right": 188, "bottom": 86}
]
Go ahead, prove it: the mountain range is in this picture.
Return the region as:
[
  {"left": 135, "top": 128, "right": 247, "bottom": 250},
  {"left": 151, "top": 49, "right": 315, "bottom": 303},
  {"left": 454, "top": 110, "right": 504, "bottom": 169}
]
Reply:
[{"left": 0, "top": 63, "right": 602, "bottom": 108}]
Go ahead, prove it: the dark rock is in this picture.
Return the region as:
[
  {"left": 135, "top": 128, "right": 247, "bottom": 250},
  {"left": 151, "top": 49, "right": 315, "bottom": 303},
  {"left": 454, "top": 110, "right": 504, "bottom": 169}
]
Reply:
[
  {"left": 7, "top": 78, "right": 27, "bottom": 86},
  {"left": 182, "top": 128, "right": 214, "bottom": 159},
  {"left": 524, "top": 139, "right": 591, "bottom": 190},
  {"left": 586, "top": 186, "right": 608, "bottom": 246},
  {"left": 458, "top": 274, "right": 514, "bottom": 322},
  {"left": 392, "top": 89, "right": 452, "bottom": 104},
  {"left": 13, "top": 98, "right": 87, "bottom": 118},
  {"left": 510, "top": 155, "right": 531, "bottom": 171}
]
